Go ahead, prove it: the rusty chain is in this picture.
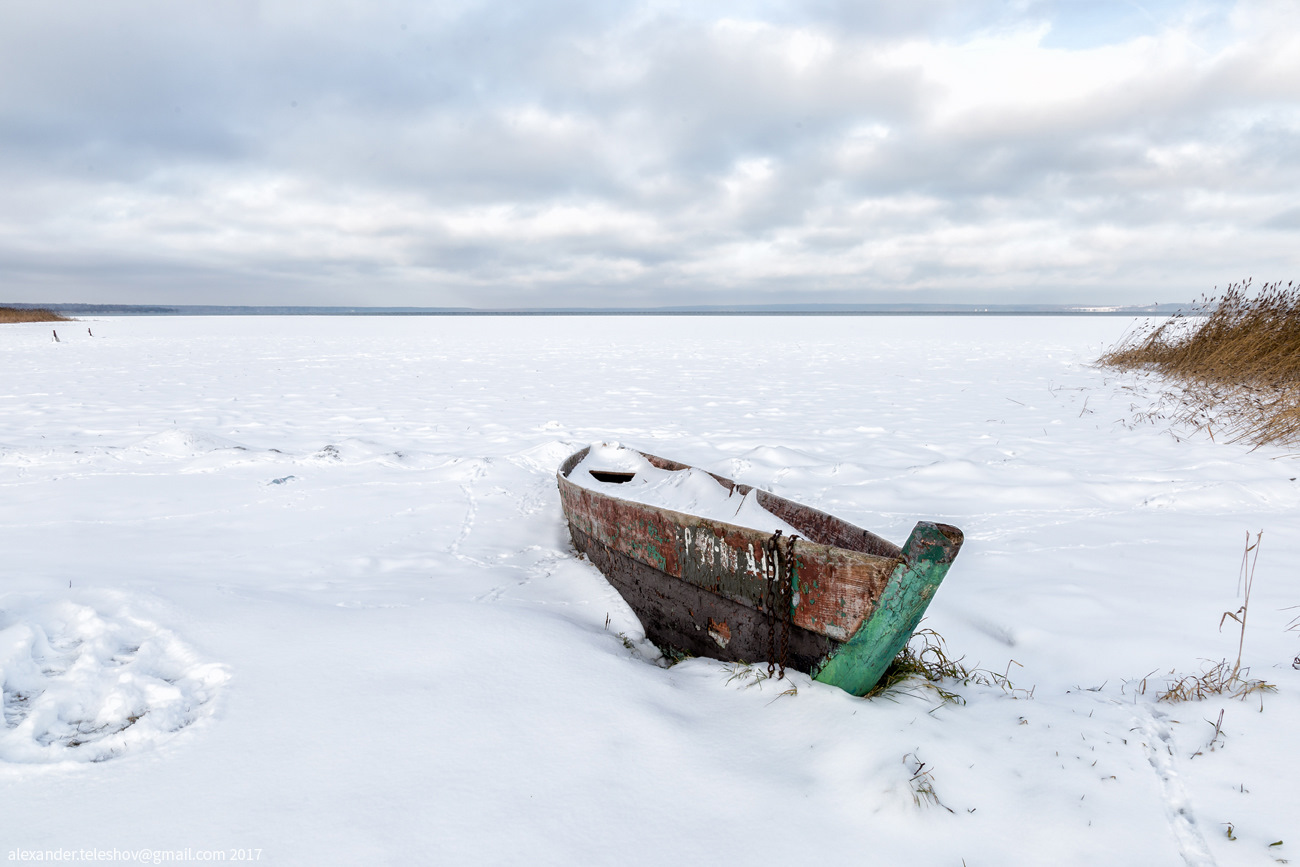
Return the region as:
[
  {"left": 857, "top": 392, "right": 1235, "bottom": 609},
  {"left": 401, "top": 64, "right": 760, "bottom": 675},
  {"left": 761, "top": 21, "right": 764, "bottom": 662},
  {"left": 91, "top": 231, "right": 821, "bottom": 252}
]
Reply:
[
  {"left": 764, "top": 530, "right": 798, "bottom": 679},
  {"left": 779, "top": 533, "right": 796, "bottom": 675},
  {"left": 763, "top": 531, "right": 779, "bottom": 677}
]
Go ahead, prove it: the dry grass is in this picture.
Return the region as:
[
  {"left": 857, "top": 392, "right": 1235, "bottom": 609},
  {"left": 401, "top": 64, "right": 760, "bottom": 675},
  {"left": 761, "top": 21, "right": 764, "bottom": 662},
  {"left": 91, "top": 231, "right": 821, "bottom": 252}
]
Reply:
[
  {"left": 869, "top": 628, "right": 1035, "bottom": 703},
  {"left": 0, "top": 306, "right": 71, "bottom": 323},
  {"left": 1157, "top": 531, "right": 1276, "bottom": 703},
  {"left": 1099, "top": 279, "right": 1300, "bottom": 445},
  {"left": 713, "top": 627, "right": 1034, "bottom": 704},
  {"left": 902, "top": 752, "right": 950, "bottom": 811},
  {"left": 1159, "top": 659, "right": 1275, "bottom": 703},
  {"left": 1103, "top": 280, "right": 1300, "bottom": 386}
]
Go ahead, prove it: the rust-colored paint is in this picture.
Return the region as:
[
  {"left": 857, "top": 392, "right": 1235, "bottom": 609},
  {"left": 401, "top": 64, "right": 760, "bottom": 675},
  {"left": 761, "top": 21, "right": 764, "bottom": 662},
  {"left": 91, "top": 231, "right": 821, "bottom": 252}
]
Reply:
[
  {"left": 559, "top": 447, "right": 914, "bottom": 642},
  {"left": 561, "top": 445, "right": 964, "bottom": 695},
  {"left": 812, "top": 521, "right": 965, "bottom": 694},
  {"left": 570, "top": 523, "right": 838, "bottom": 671}
]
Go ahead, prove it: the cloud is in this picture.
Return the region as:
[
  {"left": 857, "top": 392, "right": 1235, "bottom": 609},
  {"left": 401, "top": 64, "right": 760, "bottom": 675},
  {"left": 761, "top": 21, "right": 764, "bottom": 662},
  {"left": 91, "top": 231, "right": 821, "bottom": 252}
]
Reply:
[{"left": 0, "top": 0, "right": 1297, "bottom": 305}]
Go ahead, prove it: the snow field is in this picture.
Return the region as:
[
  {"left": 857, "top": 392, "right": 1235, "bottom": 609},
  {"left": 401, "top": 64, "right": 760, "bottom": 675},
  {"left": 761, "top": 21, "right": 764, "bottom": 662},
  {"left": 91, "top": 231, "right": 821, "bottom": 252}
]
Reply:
[{"left": 1, "top": 315, "right": 1297, "bottom": 865}]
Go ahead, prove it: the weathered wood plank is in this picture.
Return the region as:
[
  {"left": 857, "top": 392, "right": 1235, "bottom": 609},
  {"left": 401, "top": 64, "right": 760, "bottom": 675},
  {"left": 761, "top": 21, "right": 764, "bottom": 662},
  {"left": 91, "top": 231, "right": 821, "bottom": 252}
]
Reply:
[
  {"left": 570, "top": 525, "right": 838, "bottom": 670},
  {"left": 558, "top": 468, "right": 900, "bottom": 639},
  {"left": 558, "top": 446, "right": 963, "bottom": 696},
  {"left": 811, "top": 521, "right": 964, "bottom": 695}
]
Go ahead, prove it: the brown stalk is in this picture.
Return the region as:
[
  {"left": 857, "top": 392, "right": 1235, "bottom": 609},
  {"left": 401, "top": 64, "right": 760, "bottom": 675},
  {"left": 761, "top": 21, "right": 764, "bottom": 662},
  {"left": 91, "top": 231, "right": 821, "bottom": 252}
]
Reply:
[
  {"left": 1100, "top": 280, "right": 1300, "bottom": 446},
  {"left": 0, "top": 307, "right": 71, "bottom": 323}
]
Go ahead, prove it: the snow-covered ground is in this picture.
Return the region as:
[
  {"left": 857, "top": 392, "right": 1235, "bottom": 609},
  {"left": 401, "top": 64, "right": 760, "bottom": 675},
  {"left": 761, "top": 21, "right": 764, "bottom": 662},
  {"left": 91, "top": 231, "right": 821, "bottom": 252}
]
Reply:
[{"left": 1, "top": 315, "right": 1296, "bottom": 866}]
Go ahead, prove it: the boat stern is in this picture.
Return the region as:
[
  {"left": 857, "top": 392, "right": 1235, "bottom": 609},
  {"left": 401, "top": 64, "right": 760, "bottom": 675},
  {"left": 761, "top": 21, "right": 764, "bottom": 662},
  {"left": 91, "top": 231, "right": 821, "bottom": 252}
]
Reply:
[{"left": 810, "top": 521, "right": 964, "bottom": 696}]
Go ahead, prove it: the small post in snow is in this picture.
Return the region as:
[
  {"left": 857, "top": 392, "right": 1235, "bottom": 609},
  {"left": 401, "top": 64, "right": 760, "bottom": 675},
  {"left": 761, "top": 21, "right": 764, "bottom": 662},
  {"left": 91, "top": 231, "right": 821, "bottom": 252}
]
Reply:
[{"left": 52, "top": 330, "right": 59, "bottom": 343}]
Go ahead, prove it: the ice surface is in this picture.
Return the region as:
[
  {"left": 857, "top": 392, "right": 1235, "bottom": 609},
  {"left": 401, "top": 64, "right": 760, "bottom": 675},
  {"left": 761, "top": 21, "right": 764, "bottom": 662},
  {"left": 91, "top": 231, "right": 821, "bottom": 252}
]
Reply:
[{"left": 1, "top": 315, "right": 1297, "bottom": 865}]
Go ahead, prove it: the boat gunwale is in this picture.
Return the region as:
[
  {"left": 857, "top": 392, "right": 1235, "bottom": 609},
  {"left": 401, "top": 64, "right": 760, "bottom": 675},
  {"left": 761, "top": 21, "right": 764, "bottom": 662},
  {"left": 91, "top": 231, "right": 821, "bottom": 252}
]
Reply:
[
  {"left": 557, "top": 444, "right": 903, "bottom": 564},
  {"left": 557, "top": 445, "right": 965, "bottom": 695}
]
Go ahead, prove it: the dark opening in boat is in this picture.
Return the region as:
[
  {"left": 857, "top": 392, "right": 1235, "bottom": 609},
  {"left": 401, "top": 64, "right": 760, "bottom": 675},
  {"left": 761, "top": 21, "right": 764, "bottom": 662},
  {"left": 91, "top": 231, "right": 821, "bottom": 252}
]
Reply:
[{"left": 589, "top": 470, "right": 636, "bottom": 484}]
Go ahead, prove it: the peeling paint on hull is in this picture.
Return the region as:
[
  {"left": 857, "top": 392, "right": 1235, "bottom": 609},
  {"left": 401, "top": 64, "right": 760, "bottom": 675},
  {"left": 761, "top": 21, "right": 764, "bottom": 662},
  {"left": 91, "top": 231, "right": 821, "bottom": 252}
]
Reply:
[{"left": 558, "top": 446, "right": 964, "bottom": 696}]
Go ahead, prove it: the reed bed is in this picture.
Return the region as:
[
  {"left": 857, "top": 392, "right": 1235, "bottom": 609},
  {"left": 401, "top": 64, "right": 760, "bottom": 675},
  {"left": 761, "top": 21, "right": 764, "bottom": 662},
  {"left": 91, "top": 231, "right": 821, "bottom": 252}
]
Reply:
[
  {"left": 1099, "top": 279, "right": 1300, "bottom": 446},
  {"left": 0, "top": 306, "right": 70, "bottom": 323}
]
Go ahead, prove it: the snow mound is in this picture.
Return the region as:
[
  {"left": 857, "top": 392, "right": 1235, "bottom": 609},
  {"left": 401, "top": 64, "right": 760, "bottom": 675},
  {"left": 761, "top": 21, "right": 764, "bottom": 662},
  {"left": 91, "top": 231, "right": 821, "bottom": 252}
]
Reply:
[
  {"left": 570, "top": 443, "right": 803, "bottom": 535},
  {"left": 735, "top": 444, "right": 822, "bottom": 468},
  {"left": 128, "top": 429, "right": 247, "bottom": 457},
  {"left": 0, "top": 600, "right": 229, "bottom": 764},
  {"left": 508, "top": 440, "right": 580, "bottom": 474},
  {"left": 302, "top": 438, "right": 403, "bottom": 465}
]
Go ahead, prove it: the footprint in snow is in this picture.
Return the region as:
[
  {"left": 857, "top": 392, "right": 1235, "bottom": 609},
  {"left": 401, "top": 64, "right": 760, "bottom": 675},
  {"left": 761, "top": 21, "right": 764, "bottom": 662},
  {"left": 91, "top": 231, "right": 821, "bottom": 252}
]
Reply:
[{"left": 0, "top": 599, "right": 228, "bottom": 764}]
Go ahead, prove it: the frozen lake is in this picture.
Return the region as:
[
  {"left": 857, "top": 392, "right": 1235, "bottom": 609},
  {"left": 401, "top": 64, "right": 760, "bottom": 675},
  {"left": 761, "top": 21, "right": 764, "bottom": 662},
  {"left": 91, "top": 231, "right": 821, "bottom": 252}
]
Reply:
[{"left": 2, "top": 315, "right": 1297, "bottom": 865}]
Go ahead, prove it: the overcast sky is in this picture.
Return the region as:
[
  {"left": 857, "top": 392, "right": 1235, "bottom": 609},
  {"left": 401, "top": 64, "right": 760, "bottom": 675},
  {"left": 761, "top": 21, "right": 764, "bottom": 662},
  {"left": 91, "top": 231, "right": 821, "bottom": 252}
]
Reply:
[{"left": 2, "top": 0, "right": 1297, "bottom": 308}]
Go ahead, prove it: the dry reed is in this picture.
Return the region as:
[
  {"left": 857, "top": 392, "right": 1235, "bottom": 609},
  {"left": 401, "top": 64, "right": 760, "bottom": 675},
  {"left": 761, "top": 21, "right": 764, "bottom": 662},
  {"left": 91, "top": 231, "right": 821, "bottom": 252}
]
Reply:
[
  {"left": 1158, "top": 531, "right": 1275, "bottom": 703},
  {"left": 1099, "top": 279, "right": 1300, "bottom": 445},
  {"left": 868, "top": 628, "right": 1034, "bottom": 702},
  {"left": 0, "top": 306, "right": 71, "bottom": 323}
]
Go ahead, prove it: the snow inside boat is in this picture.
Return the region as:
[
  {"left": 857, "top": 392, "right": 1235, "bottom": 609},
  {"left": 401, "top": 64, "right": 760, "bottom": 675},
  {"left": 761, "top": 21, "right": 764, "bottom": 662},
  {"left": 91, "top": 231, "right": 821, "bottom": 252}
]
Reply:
[{"left": 557, "top": 444, "right": 964, "bottom": 696}]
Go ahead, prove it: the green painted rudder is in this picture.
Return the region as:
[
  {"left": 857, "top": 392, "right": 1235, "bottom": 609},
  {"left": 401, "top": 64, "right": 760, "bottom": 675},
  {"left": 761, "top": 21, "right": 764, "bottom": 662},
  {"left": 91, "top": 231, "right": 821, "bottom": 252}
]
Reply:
[{"left": 812, "top": 521, "right": 963, "bottom": 696}]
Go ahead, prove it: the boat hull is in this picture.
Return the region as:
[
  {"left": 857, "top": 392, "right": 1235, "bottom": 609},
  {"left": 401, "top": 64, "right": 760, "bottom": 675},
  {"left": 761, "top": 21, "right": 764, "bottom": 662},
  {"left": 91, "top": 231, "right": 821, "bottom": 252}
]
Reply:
[
  {"left": 568, "top": 523, "right": 838, "bottom": 671},
  {"left": 558, "top": 446, "right": 963, "bottom": 695}
]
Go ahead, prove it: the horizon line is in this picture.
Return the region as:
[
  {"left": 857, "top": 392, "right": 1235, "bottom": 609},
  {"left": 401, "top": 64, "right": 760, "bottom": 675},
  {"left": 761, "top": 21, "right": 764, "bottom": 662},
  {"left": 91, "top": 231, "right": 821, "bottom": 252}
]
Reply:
[{"left": 2, "top": 301, "right": 1192, "bottom": 317}]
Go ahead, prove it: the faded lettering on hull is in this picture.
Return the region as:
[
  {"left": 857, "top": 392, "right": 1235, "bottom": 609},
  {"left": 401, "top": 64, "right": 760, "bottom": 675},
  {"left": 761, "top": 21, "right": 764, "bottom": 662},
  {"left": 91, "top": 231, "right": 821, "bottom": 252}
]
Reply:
[
  {"left": 559, "top": 464, "right": 901, "bottom": 639},
  {"left": 557, "top": 445, "right": 963, "bottom": 696}
]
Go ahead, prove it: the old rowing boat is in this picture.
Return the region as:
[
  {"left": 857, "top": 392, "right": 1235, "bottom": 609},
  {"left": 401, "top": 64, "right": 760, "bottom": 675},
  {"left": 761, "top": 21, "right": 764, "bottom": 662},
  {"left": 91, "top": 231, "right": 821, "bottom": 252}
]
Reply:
[{"left": 557, "top": 445, "right": 964, "bottom": 696}]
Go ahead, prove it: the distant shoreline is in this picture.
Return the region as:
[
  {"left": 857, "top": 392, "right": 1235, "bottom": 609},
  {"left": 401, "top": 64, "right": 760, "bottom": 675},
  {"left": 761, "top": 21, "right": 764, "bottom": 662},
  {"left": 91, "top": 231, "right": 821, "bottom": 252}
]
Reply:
[
  {"left": 0, "top": 302, "right": 1190, "bottom": 317},
  {"left": 0, "top": 306, "right": 72, "bottom": 323}
]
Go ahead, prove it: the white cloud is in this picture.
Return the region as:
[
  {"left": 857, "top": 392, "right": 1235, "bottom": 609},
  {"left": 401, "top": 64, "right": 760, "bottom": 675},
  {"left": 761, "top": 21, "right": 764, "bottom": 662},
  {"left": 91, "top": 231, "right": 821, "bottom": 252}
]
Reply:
[{"left": 0, "top": 0, "right": 1296, "bottom": 306}]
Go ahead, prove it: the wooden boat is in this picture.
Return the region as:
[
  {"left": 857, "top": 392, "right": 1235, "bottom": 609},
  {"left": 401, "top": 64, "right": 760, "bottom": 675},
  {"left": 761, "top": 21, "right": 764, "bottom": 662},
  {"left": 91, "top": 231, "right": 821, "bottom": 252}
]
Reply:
[{"left": 557, "top": 445, "right": 964, "bottom": 696}]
